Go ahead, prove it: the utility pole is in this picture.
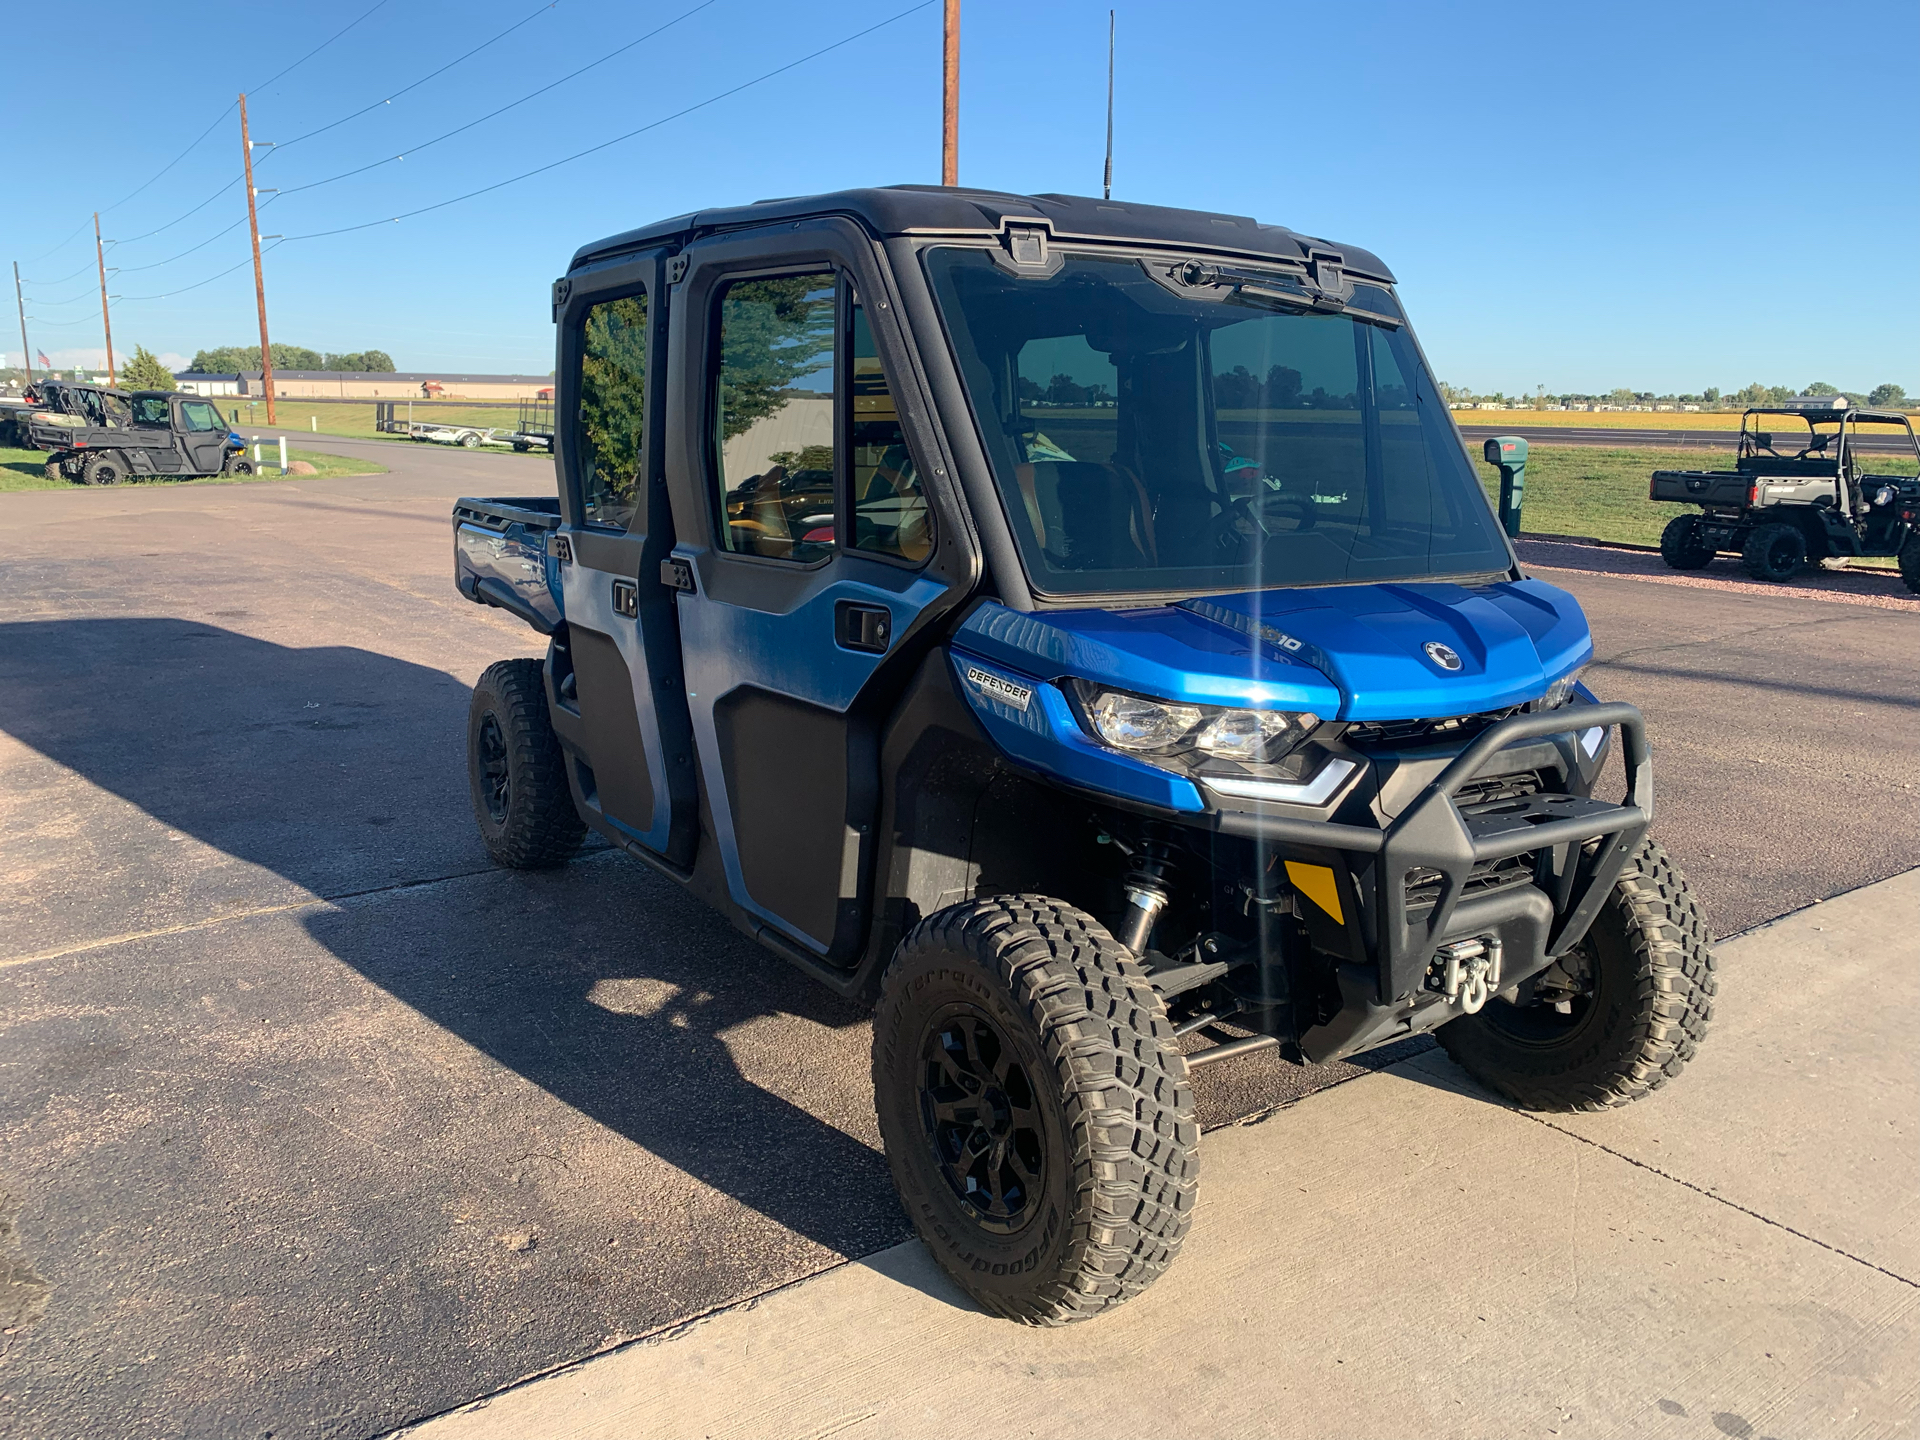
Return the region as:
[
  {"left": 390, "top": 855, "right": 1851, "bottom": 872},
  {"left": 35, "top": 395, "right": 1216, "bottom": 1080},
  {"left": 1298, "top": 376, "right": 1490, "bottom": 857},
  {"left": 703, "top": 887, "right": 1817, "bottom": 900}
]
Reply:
[
  {"left": 13, "top": 262, "right": 31, "bottom": 385},
  {"left": 94, "top": 213, "right": 116, "bottom": 385},
  {"left": 1103, "top": 10, "right": 1115, "bottom": 200},
  {"left": 239, "top": 92, "right": 277, "bottom": 424},
  {"left": 942, "top": 0, "right": 959, "bottom": 186}
]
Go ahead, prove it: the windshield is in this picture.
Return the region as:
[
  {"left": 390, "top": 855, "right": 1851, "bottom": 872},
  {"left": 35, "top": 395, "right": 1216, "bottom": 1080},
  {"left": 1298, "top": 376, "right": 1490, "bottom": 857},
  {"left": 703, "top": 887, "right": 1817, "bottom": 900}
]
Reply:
[{"left": 925, "top": 248, "right": 1510, "bottom": 596}]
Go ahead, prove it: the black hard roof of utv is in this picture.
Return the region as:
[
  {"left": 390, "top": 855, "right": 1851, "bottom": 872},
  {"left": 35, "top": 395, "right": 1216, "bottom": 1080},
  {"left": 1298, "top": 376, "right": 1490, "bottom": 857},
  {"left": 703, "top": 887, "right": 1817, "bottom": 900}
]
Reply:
[{"left": 569, "top": 185, "right": 1396, "bottom": 284}]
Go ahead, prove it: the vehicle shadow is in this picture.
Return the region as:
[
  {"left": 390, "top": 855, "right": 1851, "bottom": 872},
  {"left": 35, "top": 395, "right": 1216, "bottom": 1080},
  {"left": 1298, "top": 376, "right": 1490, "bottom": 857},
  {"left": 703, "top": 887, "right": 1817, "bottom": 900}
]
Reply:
[{"left": 0, "top": 617, "right": 904, "bottom": 1261}]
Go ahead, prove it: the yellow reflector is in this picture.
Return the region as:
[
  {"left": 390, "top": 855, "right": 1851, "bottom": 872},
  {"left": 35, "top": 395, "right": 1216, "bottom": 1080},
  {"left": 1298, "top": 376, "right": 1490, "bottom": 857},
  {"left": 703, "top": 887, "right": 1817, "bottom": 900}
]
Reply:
[{"left": 1284, "top": 861, "right": 1344, "bottom": 925}]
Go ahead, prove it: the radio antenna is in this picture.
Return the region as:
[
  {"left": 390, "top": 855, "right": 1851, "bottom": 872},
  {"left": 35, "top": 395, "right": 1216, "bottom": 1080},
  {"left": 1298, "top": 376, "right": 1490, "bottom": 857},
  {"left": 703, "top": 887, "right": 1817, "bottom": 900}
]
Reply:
[{"left": 1103, "top": 10, "right": 1114, "bottom": 200}]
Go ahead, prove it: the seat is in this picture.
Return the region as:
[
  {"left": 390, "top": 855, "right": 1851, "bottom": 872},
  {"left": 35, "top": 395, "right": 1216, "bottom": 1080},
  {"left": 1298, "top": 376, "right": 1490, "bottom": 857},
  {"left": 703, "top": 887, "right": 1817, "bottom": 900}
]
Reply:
[{"left": 1014, "top": 460, "right": 1157, "bottom": 570}]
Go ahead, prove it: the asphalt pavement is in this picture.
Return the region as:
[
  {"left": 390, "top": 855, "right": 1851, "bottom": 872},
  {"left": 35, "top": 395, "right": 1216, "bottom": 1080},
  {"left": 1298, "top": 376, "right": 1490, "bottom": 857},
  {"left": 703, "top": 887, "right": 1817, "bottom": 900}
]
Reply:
[{"left": 0, "top": 443, "right": 1915, "bottom": 1437}]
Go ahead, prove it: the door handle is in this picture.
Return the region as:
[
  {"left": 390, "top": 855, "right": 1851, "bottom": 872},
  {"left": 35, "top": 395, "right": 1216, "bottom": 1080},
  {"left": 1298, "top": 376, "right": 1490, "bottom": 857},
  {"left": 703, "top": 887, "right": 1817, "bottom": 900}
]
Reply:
[
  {"left": 834, "top": 601, "right": 891, "bottom": 654},
  {"left": 611, "top": 578, "right": 638, "bottom": 618}
]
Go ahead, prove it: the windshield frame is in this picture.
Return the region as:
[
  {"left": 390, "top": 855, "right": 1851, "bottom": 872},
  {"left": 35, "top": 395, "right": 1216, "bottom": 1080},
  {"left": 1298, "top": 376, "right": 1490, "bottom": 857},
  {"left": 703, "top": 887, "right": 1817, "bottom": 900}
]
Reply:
[{"left": 917, "top": 240, "right": 1518, "bottom": 608}]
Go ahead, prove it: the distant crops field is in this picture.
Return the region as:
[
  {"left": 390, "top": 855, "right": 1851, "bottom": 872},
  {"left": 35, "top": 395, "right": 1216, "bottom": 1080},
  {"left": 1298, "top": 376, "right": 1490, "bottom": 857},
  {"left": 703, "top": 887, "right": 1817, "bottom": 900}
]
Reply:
[{"left": 1452, "top": 407, "right": 1917, "bottom": 431}]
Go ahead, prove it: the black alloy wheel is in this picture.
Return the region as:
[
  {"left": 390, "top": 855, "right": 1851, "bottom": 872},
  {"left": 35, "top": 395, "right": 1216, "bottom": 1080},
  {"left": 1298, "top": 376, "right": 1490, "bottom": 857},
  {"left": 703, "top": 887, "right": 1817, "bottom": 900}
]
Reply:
[
  {"left": 81, "top": 451, "right": 127, "bottom": 486},
  {"left": 1741, "top": 521, "right": 1806, "bottom": 582},
  {"left": 466, "top": 656, "right": 586, "bottom": 868},
  {"left": 918, "top": 1008, "right": 1045, "bottom": 1232},
  {"left": 476, "top": 711, "right": 512, "bottom": 824}
]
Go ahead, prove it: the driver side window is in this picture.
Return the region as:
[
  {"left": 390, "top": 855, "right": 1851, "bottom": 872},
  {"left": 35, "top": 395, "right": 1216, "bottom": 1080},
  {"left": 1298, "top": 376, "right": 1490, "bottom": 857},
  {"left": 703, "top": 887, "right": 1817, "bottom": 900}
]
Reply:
[{"left": 711, "top": 272, "right": 838, "bottom": 563}]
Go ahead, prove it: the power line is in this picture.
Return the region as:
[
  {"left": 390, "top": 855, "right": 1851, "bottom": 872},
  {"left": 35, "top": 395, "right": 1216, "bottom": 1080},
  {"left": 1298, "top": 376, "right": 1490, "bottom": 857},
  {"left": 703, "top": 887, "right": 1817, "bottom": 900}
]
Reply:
[
  {"left": 276, "top": 0, "right": 721, "bottom": 199},
  {"left": 248, "top": 0, "right": 394, "bottom": 96},
  {"left": 63, "top": 0, "right": 560, "bottom": 273},
  {"left": 118, "top": 246, "right": 284, "bottom": 304},
  {"left": 262, "top": 0, "right": 560, "bottom": 157},
  {"left": 23, "top": 0, "right": 390, "bottom": 260},
  {"left": 113, "top": 207, "right": 270, "bottom": 274},
  {"left": 98, "top": 104, "right": 238, "bottom": 221},
  {"left": 111, "top": 176, "right": 244, "bottom": 248},
  {"left": 279, "top": 0, "right": 937, "bottom": 242},
  {"left": 22, "top": 258, "right": 102, "bottom": 287}
]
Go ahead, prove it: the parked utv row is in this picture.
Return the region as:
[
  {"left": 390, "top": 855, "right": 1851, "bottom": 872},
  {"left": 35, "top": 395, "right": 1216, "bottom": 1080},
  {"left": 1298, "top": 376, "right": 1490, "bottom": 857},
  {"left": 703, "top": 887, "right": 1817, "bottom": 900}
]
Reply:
[
  {"left": 454, "top": 186, "right": 1715, "bottom": 1323},
  {"left": 10, "top": 381, "right": 250, "bottom": 484},
  {"left": 1653, "top": 398, "right": 1920, "bottom": 590}
]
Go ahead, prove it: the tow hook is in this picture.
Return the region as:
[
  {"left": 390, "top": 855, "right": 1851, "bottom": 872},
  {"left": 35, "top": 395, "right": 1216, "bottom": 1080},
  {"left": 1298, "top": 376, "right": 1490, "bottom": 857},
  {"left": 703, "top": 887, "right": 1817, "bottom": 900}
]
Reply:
[{"left": 1430, "top": 937, "right": 1503, "bottom": 1014}]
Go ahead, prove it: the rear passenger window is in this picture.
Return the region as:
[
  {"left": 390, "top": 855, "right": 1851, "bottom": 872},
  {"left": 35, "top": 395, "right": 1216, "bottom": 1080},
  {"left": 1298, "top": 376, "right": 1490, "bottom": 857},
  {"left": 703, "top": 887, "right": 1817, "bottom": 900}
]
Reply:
[
  {"left": 850, "top": 302, "right": 930, "bottom": 562},
  {"left": 576, "top": 291, "right": 648, "bottom": 530},
  {"left": 712, "top": 273, "right": 837, "bottom": 562}
]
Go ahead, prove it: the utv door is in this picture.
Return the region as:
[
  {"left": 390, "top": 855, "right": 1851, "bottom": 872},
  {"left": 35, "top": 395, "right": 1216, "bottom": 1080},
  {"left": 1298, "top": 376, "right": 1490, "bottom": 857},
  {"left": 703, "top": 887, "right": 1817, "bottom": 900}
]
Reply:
[
  {"left": 177, "top": 399, "right": 230, "bottom": 474},
  {"left": 664, "top": 220, "right": 962, "bottom": 960},
  {"left": 550, "top": 252, "right": 698, "bottom": 866}
]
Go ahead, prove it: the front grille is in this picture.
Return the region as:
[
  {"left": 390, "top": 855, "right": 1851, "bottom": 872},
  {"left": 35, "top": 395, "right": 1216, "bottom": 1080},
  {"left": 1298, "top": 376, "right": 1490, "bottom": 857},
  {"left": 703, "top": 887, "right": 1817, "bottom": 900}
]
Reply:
[
  {"left": 1404, "top": 854, "right": 1537, "bottom": 913},
  {"left": 1343, "top": 706, "right": 1520, "bottom": 748}
]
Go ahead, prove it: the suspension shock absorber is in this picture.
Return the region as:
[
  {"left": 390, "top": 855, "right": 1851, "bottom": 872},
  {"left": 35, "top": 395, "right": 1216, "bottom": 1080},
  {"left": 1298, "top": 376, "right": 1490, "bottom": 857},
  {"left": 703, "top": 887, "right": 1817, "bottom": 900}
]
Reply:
[{"left": 1116, "top": 828, "right": 1180, "bottom": 956}]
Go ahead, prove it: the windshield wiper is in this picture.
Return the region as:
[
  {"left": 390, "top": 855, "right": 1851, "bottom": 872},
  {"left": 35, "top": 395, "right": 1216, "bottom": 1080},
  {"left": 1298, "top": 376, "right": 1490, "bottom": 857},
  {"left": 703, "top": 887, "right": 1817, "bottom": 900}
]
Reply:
[{"left": 1173, "top": 260, "right": 1399, "bottom": 327}]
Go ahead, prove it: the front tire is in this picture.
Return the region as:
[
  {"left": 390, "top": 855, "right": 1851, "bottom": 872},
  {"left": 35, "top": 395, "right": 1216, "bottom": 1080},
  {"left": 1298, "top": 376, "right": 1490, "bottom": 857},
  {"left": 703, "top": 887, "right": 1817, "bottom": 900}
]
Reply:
[
  {"left": 1741, "top": 521, "right": 1806, "bottom": 581},
  {"left": 460, "top": 431, "right": 481, "bottom": 448},
  {"left": 872, "top": 897, "right": 1198, "bottom": 1325},
  {"left": 1659, "top": 514, "right": 1714, "bottom": 570},
  {"left": 1438, "top": 839, "right": 1713, "bottom": 1111},
  {"left": 225, "top": 456, "right": 255, "bottom": 477},
  {"left": 1899, "top": 535, "right": 1920, "bottom": 596},
  {"left": 467, "top": 658, "right": 585, "bottom": 868}
]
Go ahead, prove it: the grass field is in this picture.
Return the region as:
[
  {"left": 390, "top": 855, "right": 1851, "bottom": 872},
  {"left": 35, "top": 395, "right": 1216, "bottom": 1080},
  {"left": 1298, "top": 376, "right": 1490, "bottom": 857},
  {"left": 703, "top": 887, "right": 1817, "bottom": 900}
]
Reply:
[
  {"left": 0, "top": 446, "right": 388, "bottom": 493},
  {"left": 207, "top": 398, "right": 541, "bottom": 445},
  {"left": 1471, "top": 443, "right": 1915, "bottom": 567}
]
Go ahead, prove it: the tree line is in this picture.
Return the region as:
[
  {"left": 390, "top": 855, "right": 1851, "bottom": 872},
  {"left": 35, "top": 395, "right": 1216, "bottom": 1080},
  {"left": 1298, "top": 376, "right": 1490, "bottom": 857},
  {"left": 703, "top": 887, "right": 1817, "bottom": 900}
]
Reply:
[
  {"left": 187, "top": 344, "right": 397, "bottom": 374},
  {"left": 1440, "top": 380, "right": 1909, "bottom": 410}
]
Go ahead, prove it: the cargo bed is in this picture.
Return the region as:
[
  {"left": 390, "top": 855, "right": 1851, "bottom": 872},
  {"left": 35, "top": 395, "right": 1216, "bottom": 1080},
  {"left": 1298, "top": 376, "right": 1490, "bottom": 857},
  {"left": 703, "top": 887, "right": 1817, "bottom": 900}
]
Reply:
[{"left": 452, "top": 497, "right": 564, "bottom": 633}]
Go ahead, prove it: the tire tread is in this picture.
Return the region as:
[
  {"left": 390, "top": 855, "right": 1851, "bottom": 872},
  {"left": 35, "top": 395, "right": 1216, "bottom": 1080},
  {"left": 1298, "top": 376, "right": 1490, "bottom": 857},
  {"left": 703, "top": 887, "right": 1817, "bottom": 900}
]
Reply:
[{"left": 875, "top": 896, "right": 1198, "bottom": 1326}]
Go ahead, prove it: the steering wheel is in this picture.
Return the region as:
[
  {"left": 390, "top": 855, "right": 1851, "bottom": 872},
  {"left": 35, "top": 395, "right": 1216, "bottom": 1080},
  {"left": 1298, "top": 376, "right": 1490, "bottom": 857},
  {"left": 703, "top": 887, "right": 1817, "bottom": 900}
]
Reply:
[{"left": 1200, "top": 490, "right": 1315, "bottom": 552}]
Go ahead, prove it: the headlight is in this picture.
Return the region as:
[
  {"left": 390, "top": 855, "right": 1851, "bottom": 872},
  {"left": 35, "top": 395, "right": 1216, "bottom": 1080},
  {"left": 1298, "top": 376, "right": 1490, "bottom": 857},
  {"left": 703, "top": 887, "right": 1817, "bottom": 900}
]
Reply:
[
  {"left": 1083, "top": 687, "right": 1319, "bottom": 775},
  {"left": 1540, "top": 666, "right": 1585, "bottom": 709}
]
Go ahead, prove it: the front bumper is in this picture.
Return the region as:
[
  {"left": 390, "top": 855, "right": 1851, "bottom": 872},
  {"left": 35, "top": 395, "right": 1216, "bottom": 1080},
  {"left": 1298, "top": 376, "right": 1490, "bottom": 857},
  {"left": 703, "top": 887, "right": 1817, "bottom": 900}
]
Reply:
[{"left": 1263, "top": 703, "right": 1650, "bottom": 1060}]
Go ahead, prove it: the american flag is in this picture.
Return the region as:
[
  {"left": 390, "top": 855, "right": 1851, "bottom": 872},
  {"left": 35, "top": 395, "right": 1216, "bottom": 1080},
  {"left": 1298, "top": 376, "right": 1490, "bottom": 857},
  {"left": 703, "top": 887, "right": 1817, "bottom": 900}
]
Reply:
[{"left": 36, "top": 349, "right": 50, "bottom": 368}]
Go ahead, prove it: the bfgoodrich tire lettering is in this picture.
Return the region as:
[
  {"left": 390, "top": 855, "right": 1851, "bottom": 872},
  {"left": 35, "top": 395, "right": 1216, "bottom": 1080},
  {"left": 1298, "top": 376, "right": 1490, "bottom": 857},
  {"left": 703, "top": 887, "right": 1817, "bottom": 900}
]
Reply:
[
  {"left": 872, "top": 896, "right": 1198, "bottom": 1325},
  {"left": 467, "top": 657, "right": 585, "bottom": 868},
  {"left": 1438, "top": 839, "right": 1713, "bottom": 1111}
]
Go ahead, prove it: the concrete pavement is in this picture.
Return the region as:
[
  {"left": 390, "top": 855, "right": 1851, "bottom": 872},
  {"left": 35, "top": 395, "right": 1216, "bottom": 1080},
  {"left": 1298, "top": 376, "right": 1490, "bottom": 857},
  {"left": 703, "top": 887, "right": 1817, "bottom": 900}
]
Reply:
[{"left": 400, "top": 868, "right": 1920, "bottom": 1440}]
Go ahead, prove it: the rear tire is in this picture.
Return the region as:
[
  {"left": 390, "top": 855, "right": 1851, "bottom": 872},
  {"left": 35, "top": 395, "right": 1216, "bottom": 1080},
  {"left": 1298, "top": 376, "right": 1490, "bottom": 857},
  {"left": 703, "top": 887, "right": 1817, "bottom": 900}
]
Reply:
[
  {"left": 460, "top": 431, "right": 481, "bottom": 448},
  {"left": 467, "top": 657, "right": 585, "bottom": 869},
  {"left": 1658, "top": 514, "right": 1714, "bottom": 570},
  {"left": 81, "top": 451, "right": 130, "bottom": 486},
  {"left": 1438, "top": 839, "right": 1713, "bottom": 1112},
  {"left": 872, "top": 897, "right": 1198, "bottom": 1325},
  {"left": 1899, "top": 535, "right": 1920, "bottom": 596},
  {"left": 1741, "top": 521, "right": 1805, "bottom": 581}
]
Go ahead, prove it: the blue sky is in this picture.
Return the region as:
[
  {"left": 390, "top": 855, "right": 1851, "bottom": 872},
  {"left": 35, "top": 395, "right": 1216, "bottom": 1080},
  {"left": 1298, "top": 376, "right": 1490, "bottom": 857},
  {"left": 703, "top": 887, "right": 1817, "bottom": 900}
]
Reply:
[{"left": 7, "top": 0, "right": 1914, "bottom": 395}]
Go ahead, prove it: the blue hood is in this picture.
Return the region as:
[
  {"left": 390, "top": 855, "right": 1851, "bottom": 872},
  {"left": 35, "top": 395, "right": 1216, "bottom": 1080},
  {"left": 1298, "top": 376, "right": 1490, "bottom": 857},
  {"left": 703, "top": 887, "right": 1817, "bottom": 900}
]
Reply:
[{"left": 955, "top": 578, "right": 1592, "bottom": 721}]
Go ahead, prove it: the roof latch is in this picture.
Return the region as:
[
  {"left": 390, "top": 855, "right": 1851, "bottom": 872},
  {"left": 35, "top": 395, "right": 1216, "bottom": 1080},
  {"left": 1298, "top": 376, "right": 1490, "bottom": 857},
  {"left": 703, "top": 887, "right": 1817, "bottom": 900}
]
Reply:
[
  {"left": 550, "top": 277, "right": 572, "bottom": 320},
  {"left": 1303, "top": 248, "right": 1353, "bottom": 309}
]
